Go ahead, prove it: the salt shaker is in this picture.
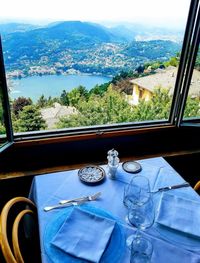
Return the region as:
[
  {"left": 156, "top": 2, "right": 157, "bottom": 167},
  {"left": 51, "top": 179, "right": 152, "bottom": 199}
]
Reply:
[{"left": 107, "top": 149, "right": 120, "bottom": 179}]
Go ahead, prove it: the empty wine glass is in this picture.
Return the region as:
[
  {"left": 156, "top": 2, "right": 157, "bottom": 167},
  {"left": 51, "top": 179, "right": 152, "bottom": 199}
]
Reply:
[
  {"left": 128, "top": 197, "right": 154, "bottom": 230},
  {"left": 123, "top": 183, "right": 141, "bottom": 208},
  {"left": 130, "top": 235, "right": 153, "bottom": 263},
  {"left": 126, "top": 196, "right": 155, "bottom": 248},
  {"left": 123, "top": 175, "right": 151, "bottom": 209}
]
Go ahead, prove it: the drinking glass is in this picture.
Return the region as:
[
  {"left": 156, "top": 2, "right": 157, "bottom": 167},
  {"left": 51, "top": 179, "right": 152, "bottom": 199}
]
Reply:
[
  {"left": 128, "top": 197, "right": 154, "bottom": 230},
  {"left": 130, "top": 236, "right": 153, "bottom": 263},
  {"left": 123, "top": 175, "right": 151, "bottom": 209},
  {"left": 126, "top": 196, "right": 155, "bottom": 248}
]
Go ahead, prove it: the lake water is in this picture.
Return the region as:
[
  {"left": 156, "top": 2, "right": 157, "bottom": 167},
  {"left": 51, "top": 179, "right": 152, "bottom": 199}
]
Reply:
[{"left": 9, "top": 74, "right": 111, "bottom": 102}]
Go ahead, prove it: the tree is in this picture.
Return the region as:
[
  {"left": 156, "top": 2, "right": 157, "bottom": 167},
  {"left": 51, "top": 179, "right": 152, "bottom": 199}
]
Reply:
[
  {"left": 14, "top": 105, "right": 46, "bottom": 132},
  {"left": 101, "top": 85, "right": 132, "bottom": 123},
  {"left": 0, "top": 101, "right": 4, "bottom": 125},
  {"left": 36, "top": 95, "right": 48, "bottom": 108},
  {"left": 164, "top": 56, "right": 179, "bottom": 68},
  {"left": 76, "top": 85, "right": 89, "bottom": 99},
  {"left": 168, "top": 57, "right": 179, "bottom": 67},
  {"left": 136, "top": 65, "right": 145, "bottom": 74},
  {"left": 12, "top": 97, "right": 32, "bottom": 116},
  {"left": 131, "top": 86, "right": 171, "bottom": 121},
  {"left": 195, "top": 51, "right": 200, "bottom": 70},
  {"left": 0, "top": 123, "right": 6, "bottom": 135},
  {"left": 60, "top": 90, "right": 69, "bottom": 106},
  {"left": 36, "top": 95, "right": 60, "bottom": 108},
  {"left": 150, "top": 62, "right": 161, "bottom": 70},
  {"left": 68, "top": 85, "right": 89, "bottom": 107},
  {"left": 57, "top": 85, "right": 132, "bottom": 128},
  {"left": 150, "top": 86, "right": 171, "bottom": 119},
  {"left": 89, "top": 83, "right": 109, "bottom": 97},
  {"left": 184, "top": 97, "right": 200, "bottom": 118},
  {"left": 47, "top": 96, "right": 60, "bottom": 106}
]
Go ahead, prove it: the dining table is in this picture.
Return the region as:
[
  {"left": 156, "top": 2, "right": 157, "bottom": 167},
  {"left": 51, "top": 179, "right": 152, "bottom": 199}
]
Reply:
[{"left": 29, "top": 157, "right": 200, "bottom": 263}]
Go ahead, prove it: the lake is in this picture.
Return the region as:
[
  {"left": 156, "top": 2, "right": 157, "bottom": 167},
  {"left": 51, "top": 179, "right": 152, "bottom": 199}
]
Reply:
[{"left": 9, "top": 74, "right": 112, "bottom": 102}]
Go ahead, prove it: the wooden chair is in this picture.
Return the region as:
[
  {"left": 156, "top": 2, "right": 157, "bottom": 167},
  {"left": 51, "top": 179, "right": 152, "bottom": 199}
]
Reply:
[
  {"left": 0, "top": 197, "right": 39, "bottom": 263},
  {"left": 194, "top": 181, "right": 200, "bottom": 192}
]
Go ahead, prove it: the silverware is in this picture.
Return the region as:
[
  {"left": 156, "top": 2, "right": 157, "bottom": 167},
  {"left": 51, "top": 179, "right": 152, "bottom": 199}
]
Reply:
[
  {"left": 150, "top": 182, "right": 190, "bottom": 193},
  {"left": 59, "top": 192, "right": 101, "bottom": 205},
  {"left": 44, "top": 192, "right": 101, "bottom": 212},
  {"left": 44, "top": 200, "right": 85, "bottom": 212}
]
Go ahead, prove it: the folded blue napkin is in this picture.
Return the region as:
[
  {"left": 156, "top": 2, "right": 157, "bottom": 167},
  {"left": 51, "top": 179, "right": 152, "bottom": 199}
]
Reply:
[
  {"left": 144, "top": 232, "right": 200, "bottom": 263},
  {"left": 51, "top": 207, "right": 116, "bottom": 263},
  {"left": 156, "top": 193, "right": 200, "bottom": 237}
]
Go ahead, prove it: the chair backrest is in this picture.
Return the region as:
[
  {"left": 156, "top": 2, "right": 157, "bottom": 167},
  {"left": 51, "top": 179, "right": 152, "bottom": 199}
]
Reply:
[
  {"left": 0, "top": 197, "right": 37, "bottom": 263},
  {"left": 194, "top": 181, "right": 200, "bottom": 192}
]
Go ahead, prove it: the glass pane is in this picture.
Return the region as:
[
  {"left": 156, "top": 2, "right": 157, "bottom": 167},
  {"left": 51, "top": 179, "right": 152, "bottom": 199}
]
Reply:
[
  {"left": 0, "top": 0, "right": 191, "bottom": 133},
  {"left": 0, "top": 77, "right": 8, "bottom": 146},
  {"left": 183, "top": 44, "right": 200, "bottom": 119}
]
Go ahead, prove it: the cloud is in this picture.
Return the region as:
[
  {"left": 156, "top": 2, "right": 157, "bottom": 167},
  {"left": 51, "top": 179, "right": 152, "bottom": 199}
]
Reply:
[{"left": 0, "top": 0, "right": 190, "bottom": 28}]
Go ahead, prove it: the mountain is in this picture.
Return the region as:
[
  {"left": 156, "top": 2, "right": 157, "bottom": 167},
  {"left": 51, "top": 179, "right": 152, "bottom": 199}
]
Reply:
[
  {"left": 101, "top": 22, "right": 184, "bottom": 43},
  {"left": 1, "top": 21, "right": 182, "bottom": 76},
  {"left": 123, "top": 40, "right": 181, "bottom": 60},
  {"left": 0, "top": 22, "right": 39, "bottom": 35},
  {"left": 2, "top": 21, "right": 126, "bottom": 61},
  {"left": 2, "top": 21, "right": 128, "bottom": 67},
  {"left": 38, "top": 21, "right": 117, "bottom": 42},
  {"left": 108, "top": 25, "right": 136, "bottom": 42},
  {"left": 3, "top": 21, "right": 124, "bottom": 48}
]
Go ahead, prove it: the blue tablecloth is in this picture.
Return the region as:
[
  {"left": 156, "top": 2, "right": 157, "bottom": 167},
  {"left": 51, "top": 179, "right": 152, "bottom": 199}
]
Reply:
[{"left": 29, "top": 157, "right": 200, "bottom": 263}]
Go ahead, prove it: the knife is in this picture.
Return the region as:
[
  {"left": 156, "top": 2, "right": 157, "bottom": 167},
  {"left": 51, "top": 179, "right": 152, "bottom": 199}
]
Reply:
[{"left": 152, "top": 182, "right": 190, "bottom": 193}]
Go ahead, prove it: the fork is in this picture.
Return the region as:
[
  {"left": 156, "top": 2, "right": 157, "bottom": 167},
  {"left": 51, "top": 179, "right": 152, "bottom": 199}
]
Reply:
[
  {"left": 44, "top": 192, "right": 101, "bottom": 212},
  {"left": 59, "top": 192, "right": 101, "bottom": 204}
]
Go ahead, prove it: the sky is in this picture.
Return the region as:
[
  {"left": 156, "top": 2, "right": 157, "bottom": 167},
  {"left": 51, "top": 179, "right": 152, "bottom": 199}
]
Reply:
[{"left": 0, "top": 0, "right": 191, "bottom": 28}]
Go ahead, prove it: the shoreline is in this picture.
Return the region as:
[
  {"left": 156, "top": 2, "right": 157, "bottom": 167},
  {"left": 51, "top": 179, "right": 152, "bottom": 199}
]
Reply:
[{"left": 7, "top": 71, "right": 114, "bottom": 80}]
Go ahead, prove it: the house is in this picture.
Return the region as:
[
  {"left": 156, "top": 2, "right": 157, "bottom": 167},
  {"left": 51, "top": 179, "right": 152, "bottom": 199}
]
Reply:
[
  {"left": 40, "top": 102, "right": 78, "bottom": 129},
  {"left": 129, "top": 66, "right": 200, "bottom": 105}
]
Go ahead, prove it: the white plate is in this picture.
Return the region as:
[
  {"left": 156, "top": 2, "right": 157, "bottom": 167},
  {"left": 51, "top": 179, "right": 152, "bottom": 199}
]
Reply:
[{"left": 78, "top": 165, "right": 105, "bottom": 185}]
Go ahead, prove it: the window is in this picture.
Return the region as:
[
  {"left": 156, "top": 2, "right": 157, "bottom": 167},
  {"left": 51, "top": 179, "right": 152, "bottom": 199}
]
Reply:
[
  {"left": 0, "top": 41, "right": 13, "bottom": 151},
  {"left": 0, "top": 0, "right": 197, "bottom": 137},
  {"left": 0, "top": 83, "right": 7, "bottom": 146},
  {"left": 183, "top": 44, "right": 200, "bottom": 120},
  {"left": 0, "top": 0, "right": 199, "bottom": 152}
]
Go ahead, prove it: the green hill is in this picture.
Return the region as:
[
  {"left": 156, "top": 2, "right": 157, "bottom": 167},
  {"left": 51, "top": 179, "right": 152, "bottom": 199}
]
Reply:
[
  {"left": 2, "top": 21, "right": 125, "bottom": 66},
  {"left": 1, "top": 21, "right": 182, "bottom": 75},
  {"left": 0, "top": 22, "right": 39, "bottom": 34},
  {"left": 122, "top": 40, "right": 180, "bottom": 60}
]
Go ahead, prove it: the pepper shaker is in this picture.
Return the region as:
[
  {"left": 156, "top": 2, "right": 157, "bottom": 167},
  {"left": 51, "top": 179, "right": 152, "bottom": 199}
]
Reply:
[{"left": 107, "top": 149, "right": 120, "bottom": 179}]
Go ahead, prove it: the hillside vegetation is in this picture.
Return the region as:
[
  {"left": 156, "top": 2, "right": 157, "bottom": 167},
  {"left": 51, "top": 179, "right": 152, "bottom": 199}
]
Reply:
[{"left": 2, "top": 21, "right": 181, "bottom": 76}]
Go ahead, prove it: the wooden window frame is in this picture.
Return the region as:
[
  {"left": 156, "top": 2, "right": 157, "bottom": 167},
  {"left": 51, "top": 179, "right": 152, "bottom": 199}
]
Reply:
[{"left": 0, "top": 0, "right": 199, "bottom": 175}]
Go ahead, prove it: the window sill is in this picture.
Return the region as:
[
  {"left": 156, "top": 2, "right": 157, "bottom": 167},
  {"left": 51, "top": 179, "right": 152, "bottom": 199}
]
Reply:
[{"left": 0, "top": 148, "right": 199, "bottom": 180}]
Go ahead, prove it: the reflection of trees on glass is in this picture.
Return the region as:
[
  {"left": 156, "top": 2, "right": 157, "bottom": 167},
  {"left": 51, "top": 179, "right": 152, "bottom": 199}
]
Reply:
[
  {"left": 184, "top": 45, "right": 200, "bottom": 118},
  {"left": 0, "top": 82, "right": 7, "bottom": 145}
]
